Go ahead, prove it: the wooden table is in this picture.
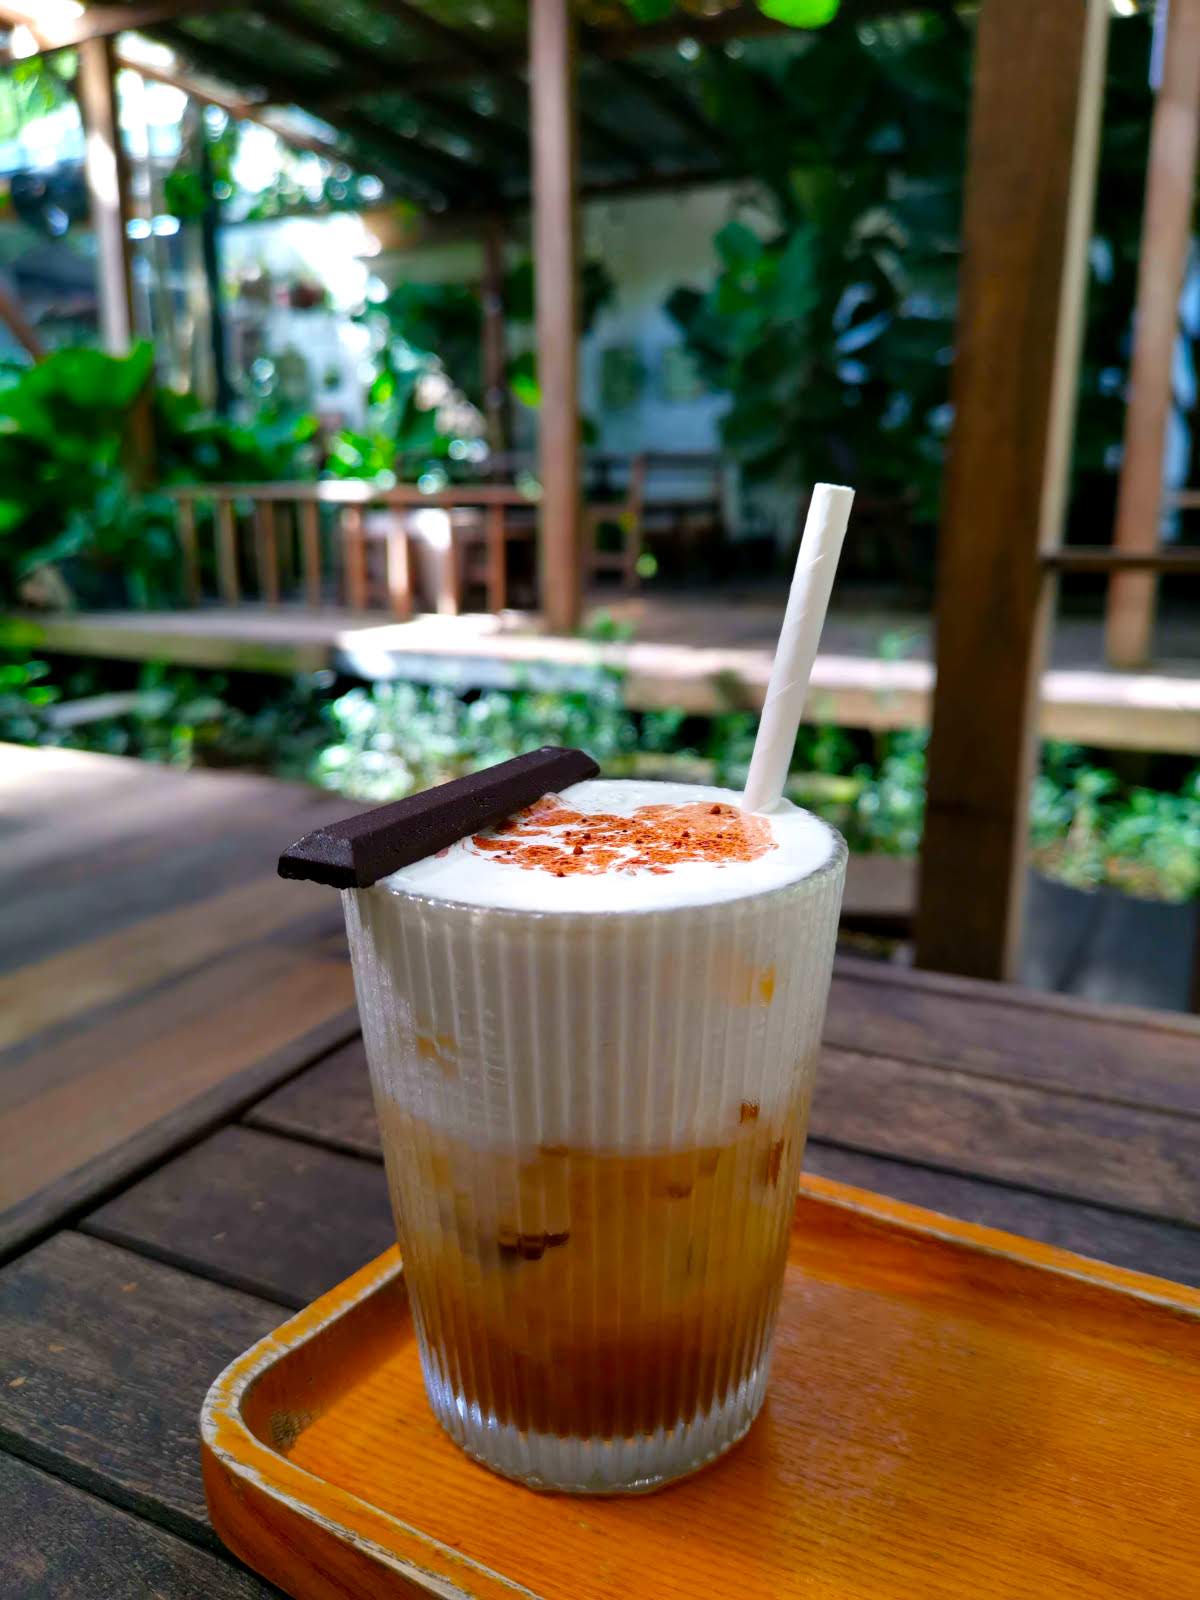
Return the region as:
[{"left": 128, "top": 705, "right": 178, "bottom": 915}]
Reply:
[{"left": 3, "top": 747, "right": 1200, "bottom": 1595}]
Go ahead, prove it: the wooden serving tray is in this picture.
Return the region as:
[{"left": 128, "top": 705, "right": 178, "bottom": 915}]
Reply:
[{"left": 201, "top": 1174, "right": 1200, "bottom": 1600}]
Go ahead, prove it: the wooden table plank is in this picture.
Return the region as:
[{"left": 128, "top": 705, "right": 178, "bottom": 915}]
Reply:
[
  {"left": 0, "top": 939, "right": 355, "bottom": 1229},
  {"left": 245, "top": 1031, "right": 1200, "bottom": 1286},
  {"left": 0, "top": 746, "right": 354, "bottom": 973},
  {"left": 248, "top": 1024, "right": 1200, "bottom": 1233},
  {"left": 0, "top": 747, "right": 365, "bottom": 1255},
  {"left": 804, "top": 1145, "right": 1200, "bottom": 1288},
  {"left": 830, "top": 956, "right": 1200, "bottom": 1118},
  {"left": 246, "top": 1038, "right": 376, "bottom": 1159},
  {"left": 0, "top": 1013, "right": 358, "bottom": 1262},
  {"left": 0, "top": 1232, "right": 283, "bottom": 1540},
  {"left": 814, "top": 1045, "right": 1200, "bottom": 1225},
  {"left": 1, "top": 1453, "right": 281, "bottom": 1599},
  {"left": 84, "top": 1126, "right": 395, "bottom": 1309},
  {"left": 0, "top": 875, "right": 332, "bottom": 1051}
]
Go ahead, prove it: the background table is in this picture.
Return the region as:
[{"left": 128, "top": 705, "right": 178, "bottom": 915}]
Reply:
[{"left": 3, "top": 746, "right": 1199, "bottom": 1596}]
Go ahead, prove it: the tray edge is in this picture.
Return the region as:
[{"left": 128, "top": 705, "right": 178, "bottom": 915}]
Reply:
[{"left": 201, "top": 1174, "right": 1200, "bottom": 1598}]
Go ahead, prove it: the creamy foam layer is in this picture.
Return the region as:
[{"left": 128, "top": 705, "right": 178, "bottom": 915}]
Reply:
[{"left": 380, "top": 779, "right": 837, "bottom": 912}]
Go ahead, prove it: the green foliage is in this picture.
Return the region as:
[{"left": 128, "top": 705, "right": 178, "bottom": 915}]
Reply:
[
  {"left": 756, "top": 0, "right": 840, "bottom": 24},
  {"left": 620, "top": 0, "right": 838, "bottom": 28},
  {"left": 1031, "top": 744, "right": 1200, "bottom": 901},
  {"left": 0, "top": 343, "right": 159, "bottom": 602},
  {"left": 667, "top": 13, "right": 1154, "bottom": 523},
  {"left": 336, "top": 256, "right": 615, "bottom": 477},
  {"left": 666, "top": 16, "right": 966, "bottom": 507},
  {"left": 154, "top": 389, "right": 319, "bottom": 484},
  {"left": 0, "top": 54, "right": 75, "bottom": 143},
  {"left": 3, "top": 649, "right": 1196, "bottom": 902},
  {"left": 314, "top": 677, "right": 641, "bottom": 800},
  {"left": 25, "top": 476, "right": 182, "bottom": 609},
  {"left": 0, "top": 340, "right": 320, "bottom": 606}
]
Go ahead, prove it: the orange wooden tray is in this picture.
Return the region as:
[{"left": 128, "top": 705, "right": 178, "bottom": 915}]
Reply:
[{"left": 201, "top": 1173, "right": 1200, "bottom": 1600}]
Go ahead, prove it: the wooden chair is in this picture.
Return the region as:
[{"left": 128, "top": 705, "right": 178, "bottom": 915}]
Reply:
[{"left": 586, "top": 453, "right": 646, "bottom": 590}]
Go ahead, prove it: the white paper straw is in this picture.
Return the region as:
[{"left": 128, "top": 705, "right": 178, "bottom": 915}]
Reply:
[{"left": 741, "top": 483, "right": 855, "bottom": 814}]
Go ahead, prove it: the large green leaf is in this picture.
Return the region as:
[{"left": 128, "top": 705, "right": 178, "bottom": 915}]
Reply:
[
  {"left": 714, "top": 221, "right": 764, "bottom": 270},
  {"left": 755, "top": 0, "right": 840, "bottom": 27},
  {"left": 620, "top": 0, "right": 676, "bottom": 23}
]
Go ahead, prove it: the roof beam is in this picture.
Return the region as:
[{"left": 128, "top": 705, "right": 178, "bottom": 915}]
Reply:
[
  {"left": 151, "top": 24, "right": 467, "bottom": 202},
  {"left": 294, "top": 0, "right": 652, "bottom": 173},
  {"left": 263, "top": 0, "right": 528, "bottom": 170},
  {"left": 592, "top": 57, "right": 725, "bottom": 157},
  {"left": 0, "top": 0, "right": 233, "bottom": 52}
]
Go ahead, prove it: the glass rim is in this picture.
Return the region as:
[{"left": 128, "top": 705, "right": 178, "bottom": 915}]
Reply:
[{"left": 354, "top": 825, "right": 848, "bottom": 924}]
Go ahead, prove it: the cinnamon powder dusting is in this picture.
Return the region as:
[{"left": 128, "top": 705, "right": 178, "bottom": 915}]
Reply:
[{"left": 470, "top": 795, "right": 775, "bottom": 877}]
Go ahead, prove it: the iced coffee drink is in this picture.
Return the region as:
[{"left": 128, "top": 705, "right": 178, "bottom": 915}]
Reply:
[{"left": 343, "top": 779, "right": 845, "bottom": 1493}]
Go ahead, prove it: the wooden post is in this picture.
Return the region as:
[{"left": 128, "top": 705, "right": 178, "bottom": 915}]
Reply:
[
  {"left": 177, "top": 499, "right": 200, "bottom": 605},
  {"left": 342, "top": 507, "right": 369, "bottom": 610},
  {"left": 215, "top": 498, "right": 240, "bottom": 605},
  {"left": 385, "top": 529, "right": 412, "bottom": 620},
  {"left": 530, "top": 0, "right": 582, "bottom": 634},
  {"left": 254, "top": 502, "right": 279, "bottom": 604},
  {"left": 481, "top": 214, "right": 510, "bottom": 457},
  {"left": 300, "top": 501, "right": 322, "bottom": 607},
  {"left": 1105, "top": 0, "right": 1200, "bottom": 669},
  {"left": 914, "top": 0, "right": 1109, "bottom": 983},
  {"left": 76, "top": 37, "right": 136, "bottom": 354},
  {"left": 486, "top": 502, "right": 507, "bottom": 612}
]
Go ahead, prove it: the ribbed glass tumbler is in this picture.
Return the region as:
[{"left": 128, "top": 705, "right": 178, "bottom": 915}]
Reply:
[{"left": 342, "top": 839, "right": 846, "bottom": 1493}]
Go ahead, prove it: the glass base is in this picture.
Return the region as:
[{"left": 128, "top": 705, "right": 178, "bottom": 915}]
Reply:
[{"left": 423, "top": 1355, "right": 772, "bottom": 1494}]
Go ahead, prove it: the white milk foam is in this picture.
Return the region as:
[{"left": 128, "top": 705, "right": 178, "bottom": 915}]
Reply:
[
  {"left": 380, "top": 778, "right": 836, "bottom": 912},
  {"left": 347, "top": 780, "right": 845, "bottom": 1151}
]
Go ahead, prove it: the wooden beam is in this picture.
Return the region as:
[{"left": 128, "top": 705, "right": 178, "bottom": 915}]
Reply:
[
  {"left": 303, "top": 6, "right": 649, "bottom": 175},
  {"left": 149, "top": 26, "right": 461, "bottom": 203},
  {"left": 0, "top": 0, "right": 231, "bottom": 53},
  {"left": 76, "top": 35, "right": 136, "bottom": 354},
  {"left": 481, "top": 214, "right": 509, "bottom": 454},
  {"left": 914, "top": 0, "right": 1109, "bottom": 984},
  {"left": 1045, "top": 546, "right": 1200, "bottom": 574},
  {"left": 596, "top": 58, "right": 726, "bottom": 158},
  {"left": 530, "top": 0, "right": 582, "bottom": 634},
  {"left": 1105, "top": 0, "right": 1200, "bottom": 669},
  {"left": 118, "top": 54, "right": 340, "bottom": 163},
  {"left": 263, "top": 1, "right": 522, "bottom": 180}
]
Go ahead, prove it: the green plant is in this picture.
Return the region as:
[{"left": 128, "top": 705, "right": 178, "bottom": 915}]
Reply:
[
  {"left": 1031, "top": 744, "right": 1200, "bottom": 901},
  {"left": 335, "top": 256, "right": 616, "bottom": 479},
  {"left": 154, "top": 389, "right": 319, "bottom": 484},
  {"left": 27, "top": 475, "right": 182, "bottom": 609},
  {"left": 666, "top": 12, "right": 1154, "bottom": 533},
  {"left": 0, "top": 342, "right": 156, "bottom": 602},
  {"left": 666, "top": 17, "right": 966, "bottom": 510},
  {"left": 313, "top": 676, "right": 642, "bottom": 801}
]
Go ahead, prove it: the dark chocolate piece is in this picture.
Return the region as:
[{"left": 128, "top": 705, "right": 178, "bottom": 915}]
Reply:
[{"left": 277, "top": 745, "right": 599, "bottom": 888}]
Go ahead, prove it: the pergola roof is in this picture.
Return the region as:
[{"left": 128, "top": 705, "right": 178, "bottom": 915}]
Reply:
[{"left": 77, "top": 0, "right": 876, "bottom": 213}]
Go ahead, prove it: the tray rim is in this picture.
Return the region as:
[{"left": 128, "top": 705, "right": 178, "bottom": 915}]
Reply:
[{"left": 200, "top": 1173, "right": 1200, "bottom": 1599}]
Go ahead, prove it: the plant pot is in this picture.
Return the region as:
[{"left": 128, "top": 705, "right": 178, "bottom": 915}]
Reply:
[{"left": 1020, "top": 870, "right": 1198, "bottom": 1013}]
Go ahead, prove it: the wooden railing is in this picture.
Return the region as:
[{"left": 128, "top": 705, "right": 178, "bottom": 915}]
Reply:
[{"left": 163, "top": 481, "right": 540, "bottom": 618}]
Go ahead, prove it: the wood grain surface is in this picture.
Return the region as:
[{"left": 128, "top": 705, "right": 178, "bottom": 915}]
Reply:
[
  {"left": 1, "top": 1454, "right": 281, "bottom": 1599},
  {"left": 245, "top": 985, "right": 1200, "bottom": 1285},
  {"left": 202, "top": 1181, "right": 1200, "bottom": 1600},
  {"left": 0, "top": 744, "right": 361, "bottom": 1252},
  {"left": 6, "top": 750, "right": 1200, "bottom": 1592},
  {"left": 84, "top": 1126, "right": 395, "bottom": 1309},
  {"left": 0, "top": 1231, "right": 283, "bottom": 1538}
]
